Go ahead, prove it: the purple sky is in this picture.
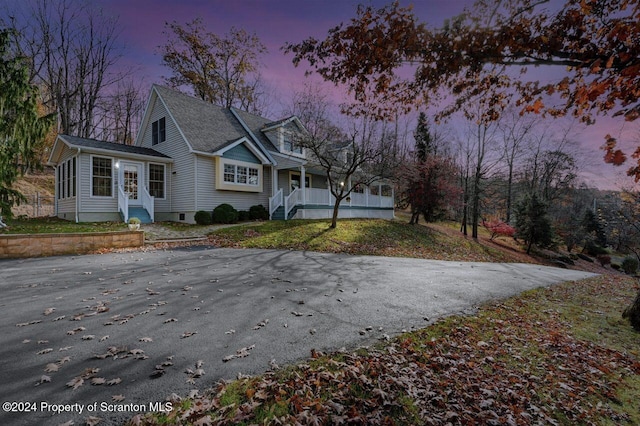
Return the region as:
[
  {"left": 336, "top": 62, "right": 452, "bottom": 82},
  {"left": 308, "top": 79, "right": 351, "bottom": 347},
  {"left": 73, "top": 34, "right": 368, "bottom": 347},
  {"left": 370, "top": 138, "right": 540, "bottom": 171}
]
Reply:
[
  {"left": 5, "top": 0, "right": 638, "bottom": 189},
  {"left": 104, "top": 0, "right": 467, "bottom": 100}
]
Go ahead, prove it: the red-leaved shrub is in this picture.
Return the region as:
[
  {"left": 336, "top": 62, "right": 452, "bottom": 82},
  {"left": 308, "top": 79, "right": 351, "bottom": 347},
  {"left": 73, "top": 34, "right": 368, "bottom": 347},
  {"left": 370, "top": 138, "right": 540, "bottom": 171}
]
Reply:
[{"left": 483, "top": 220, "right": 516, "bottom": 241}]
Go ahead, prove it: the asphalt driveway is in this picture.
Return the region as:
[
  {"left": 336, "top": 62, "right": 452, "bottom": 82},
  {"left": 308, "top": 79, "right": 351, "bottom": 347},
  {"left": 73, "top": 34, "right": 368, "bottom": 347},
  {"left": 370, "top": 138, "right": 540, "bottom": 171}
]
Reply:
[{"left": 0, "top": 246, "right": 596, "bottom": 425}]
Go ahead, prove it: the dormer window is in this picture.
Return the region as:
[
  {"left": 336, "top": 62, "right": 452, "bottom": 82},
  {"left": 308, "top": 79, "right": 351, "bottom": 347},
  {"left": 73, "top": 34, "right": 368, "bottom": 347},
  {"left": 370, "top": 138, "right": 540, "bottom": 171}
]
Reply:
[{"left": 283, "top": 132, "right": 303, "bottom": 155}]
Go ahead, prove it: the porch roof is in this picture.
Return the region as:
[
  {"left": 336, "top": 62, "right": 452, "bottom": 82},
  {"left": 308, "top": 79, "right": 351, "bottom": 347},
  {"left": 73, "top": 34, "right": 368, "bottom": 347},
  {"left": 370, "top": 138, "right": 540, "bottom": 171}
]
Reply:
[{"left": 48, "top": 135, "right": 172, "bottom": 166}]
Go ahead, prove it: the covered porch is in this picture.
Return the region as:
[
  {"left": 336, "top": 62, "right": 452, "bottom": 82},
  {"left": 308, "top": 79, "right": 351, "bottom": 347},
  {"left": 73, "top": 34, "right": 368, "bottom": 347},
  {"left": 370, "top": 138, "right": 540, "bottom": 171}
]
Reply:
[{"left": 268, "top": 162, "right": 394, "bottom": 221}]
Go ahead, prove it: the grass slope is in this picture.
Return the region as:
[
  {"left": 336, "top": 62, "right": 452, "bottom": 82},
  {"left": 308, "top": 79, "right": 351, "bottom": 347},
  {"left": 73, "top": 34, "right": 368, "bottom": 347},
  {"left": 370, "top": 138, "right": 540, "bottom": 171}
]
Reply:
[{"left": 208, "top": 219, "right": 529, "bottom": 263}]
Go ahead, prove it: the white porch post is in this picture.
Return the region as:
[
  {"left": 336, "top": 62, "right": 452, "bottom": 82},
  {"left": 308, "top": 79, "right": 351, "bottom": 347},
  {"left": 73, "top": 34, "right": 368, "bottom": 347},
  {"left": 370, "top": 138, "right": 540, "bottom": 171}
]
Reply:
[
  {"left": 347, "top": 177, "right": 352, "bottom": 206},
  {"left": 365, "top": 185, "right": 369, "bottom": 207},
  {"left": 300, "top": 165, "right": 306, "bottom": 205},
  {"left": 379, "top": 183, "right": 382, "bottom": 205},
  {"left": 272, "top": 166, "right": 278, "bottom": 196}
]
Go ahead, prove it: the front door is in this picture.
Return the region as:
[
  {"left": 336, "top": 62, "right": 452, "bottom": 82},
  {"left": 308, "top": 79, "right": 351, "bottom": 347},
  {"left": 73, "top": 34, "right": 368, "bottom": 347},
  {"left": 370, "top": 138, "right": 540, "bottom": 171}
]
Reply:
[{"left": 121, "top": 162, "right": 142, "bottom": 205}]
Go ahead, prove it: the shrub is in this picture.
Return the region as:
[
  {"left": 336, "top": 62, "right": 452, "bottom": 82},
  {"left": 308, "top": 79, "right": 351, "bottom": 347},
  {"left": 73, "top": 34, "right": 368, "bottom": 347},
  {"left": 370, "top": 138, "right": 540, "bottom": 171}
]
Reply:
[
  {"left": 128, "top": 217, "right": 141, "bottom": 224},
  {"left": 249, "top": 204, "right": 269, "bottom": 220},
  {"left": 238, "top": 210, "right": 250, "bottom": 222},
  {"left": 212, "top": 203, "right": 238, "bottom": 224},
  {"left": 623, "top": 290, "right": 640, "bottom": 330},
  {"left": 584, "top": 242, "right": 608, "bottom": 256},
  {"left": 596, "top": 254, "right": 611, "bottom": 267},
  {"left": 482, "top": 219, "right": 516, "bottom": 240},
  {"left": 611, "top": 263, "right": 621, "bottom": 271},
  {"left": 621, "top": 256, "right": 639, "bottom": 275},
  {"left": 194, "top": 210, "right": 212, "bottom": 225}
]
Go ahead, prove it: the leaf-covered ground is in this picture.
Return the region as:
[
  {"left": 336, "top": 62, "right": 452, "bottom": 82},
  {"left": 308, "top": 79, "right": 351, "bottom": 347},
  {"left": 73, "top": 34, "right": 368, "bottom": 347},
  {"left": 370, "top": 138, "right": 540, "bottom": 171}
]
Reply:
[{"left": 130, "top": 274, "right": 640, "bottom": 426}]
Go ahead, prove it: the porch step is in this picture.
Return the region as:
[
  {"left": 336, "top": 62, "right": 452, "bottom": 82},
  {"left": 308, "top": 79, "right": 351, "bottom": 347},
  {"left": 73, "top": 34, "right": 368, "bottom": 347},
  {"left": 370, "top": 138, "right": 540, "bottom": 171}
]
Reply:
[
  {"left": 128, "top": 207, "right": 152, "bottom": 224},
  {"left": 271, "top": 205, "right": 298, "bottom": 221},
  {"left": 271, "top": 206, "right": 285, "bottom": 220}
]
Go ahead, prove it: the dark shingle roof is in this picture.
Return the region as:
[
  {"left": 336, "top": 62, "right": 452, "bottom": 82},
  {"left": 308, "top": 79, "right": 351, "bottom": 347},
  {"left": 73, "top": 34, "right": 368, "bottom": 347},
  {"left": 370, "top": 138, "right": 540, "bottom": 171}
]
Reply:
[
  {"left": 59, "top": 135, "right": 170, "bottom": 158},
  {"left": 154, "top": 85, "right": 250, "bottom": 153},
  {"left": 230, "top": 108, "right": 279, "bottom": 152}
]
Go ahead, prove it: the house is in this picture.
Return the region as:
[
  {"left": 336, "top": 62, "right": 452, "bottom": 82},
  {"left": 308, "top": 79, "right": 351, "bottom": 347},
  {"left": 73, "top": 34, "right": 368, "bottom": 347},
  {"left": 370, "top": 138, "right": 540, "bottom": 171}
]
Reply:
[{"left": 47, "top": 85, "right": 394, "bottom": 224}]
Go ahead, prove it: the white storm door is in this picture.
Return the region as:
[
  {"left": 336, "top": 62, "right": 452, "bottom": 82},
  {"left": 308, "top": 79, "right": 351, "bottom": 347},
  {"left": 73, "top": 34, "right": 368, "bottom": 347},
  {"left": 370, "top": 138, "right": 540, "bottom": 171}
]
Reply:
[{"left": 120, "top": 162, "right": 142, "bottom": 205}]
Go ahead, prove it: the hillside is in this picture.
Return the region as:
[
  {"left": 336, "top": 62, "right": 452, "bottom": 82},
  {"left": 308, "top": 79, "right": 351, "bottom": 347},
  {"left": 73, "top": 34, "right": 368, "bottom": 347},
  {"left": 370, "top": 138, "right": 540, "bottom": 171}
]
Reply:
[{"left": 10, "top": 170, "right": 55, "bottom": 218}]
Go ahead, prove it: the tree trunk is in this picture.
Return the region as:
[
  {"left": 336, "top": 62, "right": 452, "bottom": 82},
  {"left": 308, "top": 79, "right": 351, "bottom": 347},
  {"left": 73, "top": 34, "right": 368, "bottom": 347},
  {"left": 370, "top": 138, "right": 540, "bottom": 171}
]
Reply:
[
  {"left": 409, "top": 209, "right": 419, "bottom": 225},
  {"left": 330, "top": 198, "right": 341, "bottom": 229},
  {"left": 506, "top": 165, "right": 513, "bottom": 223},
  {"left": 471, "top": 171, "right": 481, "bottom": 239}
]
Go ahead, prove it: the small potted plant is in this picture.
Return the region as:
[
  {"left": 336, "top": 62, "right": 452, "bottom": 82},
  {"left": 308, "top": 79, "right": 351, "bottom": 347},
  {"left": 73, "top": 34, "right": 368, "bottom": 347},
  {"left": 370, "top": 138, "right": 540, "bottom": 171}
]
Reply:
[{"left": 128, "top": 217, "right": 141, "bottom": 230}]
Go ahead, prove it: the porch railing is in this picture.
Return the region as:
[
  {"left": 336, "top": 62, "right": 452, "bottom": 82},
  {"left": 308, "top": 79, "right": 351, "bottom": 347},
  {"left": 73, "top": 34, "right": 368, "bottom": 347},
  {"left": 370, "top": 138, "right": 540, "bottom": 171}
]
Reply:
[
  {"left": 118, "top": 185, "right": 129, "bottom": 223},
  {"left": 303, "top": 187, "right": 393, "bottom": 208},
  {"left": 141, "top": 186, "right": 154, "bottom": 222},
  {"left": 269, "top": 188, "right": 283, "bottom": 218},
  {"left": 284, "top": 188, "right": 302, "bottom": 219}
]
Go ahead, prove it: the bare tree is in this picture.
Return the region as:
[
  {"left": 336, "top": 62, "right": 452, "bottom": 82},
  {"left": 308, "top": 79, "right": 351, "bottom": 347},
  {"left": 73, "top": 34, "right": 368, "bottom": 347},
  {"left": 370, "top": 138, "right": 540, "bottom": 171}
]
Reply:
[
  {"left": 291, "top": 85, "right": 398, "bottom": 228},
  {"left": 7, "top": 0, "right": 123, "bottom": 138},
  {"left": 97, "top": 78, "right": 146, "bottom": 144},
  {"left": 520, "top": 128, "right": 579, "bottom": 203},
  {"left": 498, "top": 109, "right": 538, "bottom": 223},
  {"left": 160, "top": 19, "right": 267, "bottom": 113}
]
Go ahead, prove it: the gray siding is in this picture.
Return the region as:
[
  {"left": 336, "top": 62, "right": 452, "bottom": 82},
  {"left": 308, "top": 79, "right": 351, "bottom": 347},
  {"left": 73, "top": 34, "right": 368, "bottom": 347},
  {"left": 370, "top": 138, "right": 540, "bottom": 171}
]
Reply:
[
  {"left": 195, "top": 156, "right": 272, "bottom": 215},
  {"left": 79, "top": 152, "right": 117, "bottom": 214},
  {"left": 223, "top": 144, "right": 260, "bottom": 164},
  {"left": 139, "top": 95, "right": 195, "bottom": 213}
]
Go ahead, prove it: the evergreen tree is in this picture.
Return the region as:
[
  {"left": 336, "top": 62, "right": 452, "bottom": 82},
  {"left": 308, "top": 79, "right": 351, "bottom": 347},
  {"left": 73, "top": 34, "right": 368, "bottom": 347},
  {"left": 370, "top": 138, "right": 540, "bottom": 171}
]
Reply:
[
  {"left": 581, "top": 209, "right": 607, "bottom": 248},
  {"left": 0, "top": 29, "right": 53, "bottom": 219},
  {"left": 515, "top": 193, "right": 554, "bottom": 255},
  {"left": 414, "top": 112, "right": 434, "bottom": 162},
  {"left": 405, "top": 113, "right": 459, "bottom": 224}
]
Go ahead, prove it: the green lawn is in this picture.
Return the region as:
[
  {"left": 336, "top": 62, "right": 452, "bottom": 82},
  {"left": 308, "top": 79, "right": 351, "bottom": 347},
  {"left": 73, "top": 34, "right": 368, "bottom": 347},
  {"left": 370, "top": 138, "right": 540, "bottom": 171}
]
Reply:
[
  {"left": 208, "top": 218, "right": 522, "bottom": 262},
  {"left": 0, "top": 217, "right": 127, "bottom": 234}
]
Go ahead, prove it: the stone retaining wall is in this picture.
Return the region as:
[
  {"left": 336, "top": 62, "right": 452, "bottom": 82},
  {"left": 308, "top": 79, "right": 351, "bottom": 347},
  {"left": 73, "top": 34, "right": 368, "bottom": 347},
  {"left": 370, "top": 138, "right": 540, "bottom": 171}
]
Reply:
[{"left": 0, "top": 231, "right": 144, "bottom": 259}]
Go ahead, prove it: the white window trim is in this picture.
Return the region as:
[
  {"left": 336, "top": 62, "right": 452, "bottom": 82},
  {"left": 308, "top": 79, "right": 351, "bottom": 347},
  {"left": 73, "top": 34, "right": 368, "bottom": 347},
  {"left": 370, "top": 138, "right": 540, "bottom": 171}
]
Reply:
[
  {"left": 148, "top": 163, "right": 166, "bottom": 200},
  {"left": 215, "top": 157, "right": 263, "bottom": 193},
  {"left": 90, "top": 155, "right": 114, "bottom": 198}
]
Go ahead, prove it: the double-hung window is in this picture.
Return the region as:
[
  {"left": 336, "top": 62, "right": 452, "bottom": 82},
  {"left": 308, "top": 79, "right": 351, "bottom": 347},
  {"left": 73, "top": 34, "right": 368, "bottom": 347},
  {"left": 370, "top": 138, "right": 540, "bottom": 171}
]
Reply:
[
  {"left": 283, "top": 133, "right": 303, "bottom": 155},
  {"left": 152, "top": 117, "right": 166, "bottom": 145},
  {"left": 148, "top": 163, "right": 165, "bottom": 199},
  {"left": 92, "top": 157, "right": 112, "bottom": 197}
]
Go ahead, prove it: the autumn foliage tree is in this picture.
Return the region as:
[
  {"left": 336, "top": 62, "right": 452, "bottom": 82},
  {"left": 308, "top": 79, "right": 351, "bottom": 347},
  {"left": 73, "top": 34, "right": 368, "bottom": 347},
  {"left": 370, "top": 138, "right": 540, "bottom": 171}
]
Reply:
[
  {"left": 160, "top": 19, "right": 267, "bottom": 112},
  {"left": 285, "top": 0, "right": 640, "bottom": 180}
]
